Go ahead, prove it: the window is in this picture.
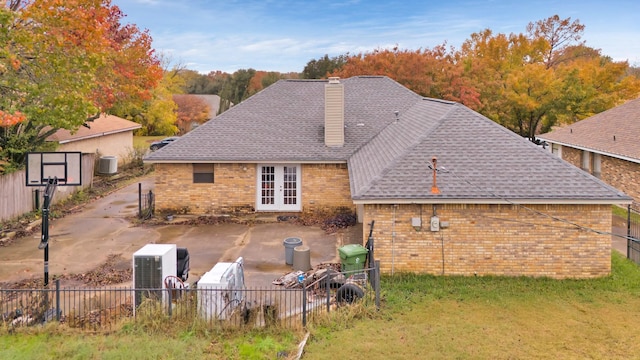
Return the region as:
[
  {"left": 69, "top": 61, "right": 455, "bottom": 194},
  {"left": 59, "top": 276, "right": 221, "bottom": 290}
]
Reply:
[{"left": 193, "top": 163, "right": 214, "bottom": 183}]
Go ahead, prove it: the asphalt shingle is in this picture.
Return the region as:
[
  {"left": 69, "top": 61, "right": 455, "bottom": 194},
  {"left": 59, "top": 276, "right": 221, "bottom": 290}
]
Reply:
[
  {"left": 354, "top": 104, "right": 629, "bottom": 202},
  {"left": 538, "top": 97, "right": 640, "bottom": 161},
  {"left": 146, "top": 76, "right": 419, "bottom": 162},
  {"left": 145, "top": 76, "right": 631, "bottom": 204}
]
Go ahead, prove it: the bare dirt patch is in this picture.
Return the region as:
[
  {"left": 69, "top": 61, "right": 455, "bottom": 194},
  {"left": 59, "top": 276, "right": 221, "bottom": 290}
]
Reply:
[{"left": 0, "top": 254, "right": 131, "bottom": 289}]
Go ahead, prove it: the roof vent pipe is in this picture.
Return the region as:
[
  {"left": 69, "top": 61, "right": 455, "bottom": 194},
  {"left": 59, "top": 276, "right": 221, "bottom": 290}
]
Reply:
[{"left": 325, "top": 77, "right": 344, "bottom": 147}]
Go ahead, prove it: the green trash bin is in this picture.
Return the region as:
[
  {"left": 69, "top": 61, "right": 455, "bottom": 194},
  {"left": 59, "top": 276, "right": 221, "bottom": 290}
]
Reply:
[{"left": 338, "top": 244, "right": 368, "bottom": 275}]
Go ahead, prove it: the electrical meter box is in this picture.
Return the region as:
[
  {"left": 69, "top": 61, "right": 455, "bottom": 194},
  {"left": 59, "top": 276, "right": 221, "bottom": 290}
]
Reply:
[{"left": 430, "top": 216, "right": 440, "bottom": 232}]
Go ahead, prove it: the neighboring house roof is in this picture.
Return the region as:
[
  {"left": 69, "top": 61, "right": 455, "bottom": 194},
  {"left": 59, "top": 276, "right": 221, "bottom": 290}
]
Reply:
[
  {"left": 145, "top": 76, "right": 631, "bottom": 205},
  {"left": 47, "top": 114, "right": 141, "bottom": 144},
  {"left": 538, "top": 98, "right": 640, "bottom": 163}
]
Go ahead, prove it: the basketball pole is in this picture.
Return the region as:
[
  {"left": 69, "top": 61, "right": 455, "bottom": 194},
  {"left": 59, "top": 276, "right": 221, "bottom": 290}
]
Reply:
[{"left": 39, "top": 177, "right": 57, "bottom": 287}]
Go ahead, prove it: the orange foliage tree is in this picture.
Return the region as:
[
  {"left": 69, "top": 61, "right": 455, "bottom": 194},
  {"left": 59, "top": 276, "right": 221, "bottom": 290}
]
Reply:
[
  {"left": 172, "top": 95, "right": 211, "bottom": 134},
  {"left": 331, "top": 46, "right": 481, "bottom": 109},
  {"left": 0, "top": 0, "right": 162, "bottom": 172},
  {"left": 319, "top": 15, "right": 639, "bottom": 140},
  {"left": 460, "top": 16, "right": 640, "bottom": 139}
]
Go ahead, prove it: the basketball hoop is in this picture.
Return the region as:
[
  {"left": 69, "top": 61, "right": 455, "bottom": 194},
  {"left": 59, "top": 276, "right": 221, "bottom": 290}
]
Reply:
[{"left": 26, "top": 152, "right": 82, "bottom": 287}]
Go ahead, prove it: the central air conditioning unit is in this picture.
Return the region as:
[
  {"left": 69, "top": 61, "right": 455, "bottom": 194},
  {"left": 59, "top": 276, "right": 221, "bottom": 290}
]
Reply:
[
  {"left": 98, "top": 156, "right": 118, "bottom": 175},
  {"left": 133, "top": 244, "right": 177, "bottom": 308}
]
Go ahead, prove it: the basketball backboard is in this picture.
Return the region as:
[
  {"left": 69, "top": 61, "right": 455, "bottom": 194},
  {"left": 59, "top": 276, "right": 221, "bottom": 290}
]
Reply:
[{"left": 26, "top": 152, "right": 82, "bottom": 186}]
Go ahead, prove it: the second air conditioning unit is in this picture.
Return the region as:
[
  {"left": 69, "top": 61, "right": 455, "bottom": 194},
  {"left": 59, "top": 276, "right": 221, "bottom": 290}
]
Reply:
[{"left": 98, "top": 156, "right": 118, "bottom": 175}]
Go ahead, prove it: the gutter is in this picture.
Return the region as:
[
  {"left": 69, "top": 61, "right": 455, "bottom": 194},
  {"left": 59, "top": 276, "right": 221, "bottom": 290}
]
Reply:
[
  {"left": 143, "top": 159, "right": 348, "bottom": 165},
  {"left": 55, "top": 126, "right": 142, "bottom": 144},
  {"left": 352, "top": 198, "right": 632, "bottom": 206},
  {"left": 538, "top": 138, "right": 640, "bottom": 165}
]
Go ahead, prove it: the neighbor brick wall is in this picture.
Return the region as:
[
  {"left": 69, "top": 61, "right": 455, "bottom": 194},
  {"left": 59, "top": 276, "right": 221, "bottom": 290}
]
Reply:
[
  {"left": 600, "top": 156, "right": 640, "bottom": 206},
  {"left": 57, "top": 131, "right": 134, "bottom": 165},
  {"left": 154, "top": 163, "right": 355, "bottom": 215},
  {"left": 561, "top": 146, "right": 582, "bottom": 170},
  {"left": 561, "top": 146, "right": 640, "bottom": 205},
  {"left": 363, "top": 203, "right": 612, "bottom": 279}
]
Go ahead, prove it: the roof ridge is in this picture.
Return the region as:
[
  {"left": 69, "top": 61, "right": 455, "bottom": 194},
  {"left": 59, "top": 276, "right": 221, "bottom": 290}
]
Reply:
[{"left": 350, "top": 99, "right": 456, "bottom": 196}]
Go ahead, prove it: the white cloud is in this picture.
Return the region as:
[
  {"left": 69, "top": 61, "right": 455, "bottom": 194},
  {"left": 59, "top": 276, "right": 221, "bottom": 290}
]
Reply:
[{"left": 114, "top": 0, "right": 640, "bottom": 73}]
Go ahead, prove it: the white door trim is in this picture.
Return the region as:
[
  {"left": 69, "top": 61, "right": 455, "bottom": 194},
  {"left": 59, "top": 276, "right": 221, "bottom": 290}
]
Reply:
[{"left": 256, "top": 164, "right": 301, "bottom": 211}]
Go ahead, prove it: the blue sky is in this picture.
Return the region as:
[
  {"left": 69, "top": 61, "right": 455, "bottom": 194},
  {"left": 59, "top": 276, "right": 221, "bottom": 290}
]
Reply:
[{"left": 113, "top": 0, "right": 640, "bottom": 74}]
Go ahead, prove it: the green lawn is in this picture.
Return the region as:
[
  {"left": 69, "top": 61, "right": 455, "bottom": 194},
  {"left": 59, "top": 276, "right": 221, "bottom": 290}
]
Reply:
[
  {"left": 133, "top": 136, "right": 165, "bottom": 150},
  {"left": 304, "top": 252, "right": 640, "bottom": 359},
  {"left": 3, "top": 252, "right": 640, "bottom": 359}
]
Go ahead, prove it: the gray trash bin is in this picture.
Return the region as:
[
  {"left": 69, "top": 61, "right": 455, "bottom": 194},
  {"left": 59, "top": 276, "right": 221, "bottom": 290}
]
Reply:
[
  {"left": 283, "top": 237, "right": 303, "bottom": 265},
  {"left": 293, "top": 245, "right": 312, "bottom": 271}
]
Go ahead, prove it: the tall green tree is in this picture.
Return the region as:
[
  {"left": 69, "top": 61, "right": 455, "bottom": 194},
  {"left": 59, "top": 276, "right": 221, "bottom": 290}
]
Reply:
[
  {"left": 178, "top": 69, "right": 219, "bottom": 94},
  {"left": 302, "top": 54, "right": 347, "bottom": 79},
  {"left": 219, "top": 69, "right": 256, "bottom": 105}
]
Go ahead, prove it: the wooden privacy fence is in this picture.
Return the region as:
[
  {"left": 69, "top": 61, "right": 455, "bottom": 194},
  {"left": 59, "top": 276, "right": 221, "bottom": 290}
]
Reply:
[{"left": 0, "top": 153, "right": 95, "bottom": 222}]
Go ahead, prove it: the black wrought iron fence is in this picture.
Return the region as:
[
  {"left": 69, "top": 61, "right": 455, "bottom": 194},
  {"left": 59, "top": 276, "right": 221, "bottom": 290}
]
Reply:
[
  {"left": 1, "top": 263, "right": 380, "bottom": 332},
  {"left": 627, "top": 205, "right": 640, "bottom": 265},
  {"left": 138, "top": 182, "right": 154, "bottom": 220}
]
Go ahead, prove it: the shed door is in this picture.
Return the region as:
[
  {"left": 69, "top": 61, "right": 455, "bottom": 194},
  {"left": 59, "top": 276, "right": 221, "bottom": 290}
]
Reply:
[{"left": 256, "top": 164, "right": 301, "bottom": 211}]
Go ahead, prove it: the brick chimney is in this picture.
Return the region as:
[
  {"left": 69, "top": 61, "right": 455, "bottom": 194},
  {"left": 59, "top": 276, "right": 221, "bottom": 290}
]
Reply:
[{"left": 324, "top": 77, "right": 344, "bottom": 147}]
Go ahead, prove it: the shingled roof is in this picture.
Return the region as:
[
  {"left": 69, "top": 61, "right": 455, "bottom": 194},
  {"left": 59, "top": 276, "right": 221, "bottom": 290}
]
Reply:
[
  {"left": 145, "top": 76, "right": 631, "bottom": 204},
  {"left": 47, "top": 114, "right": 141, "bottom": 143},
  {"left": 146, "top": 77, "right": 419, "bottom": 163},
  {"left": 538, "top": 98, "right": 640, "bottom": 163}
]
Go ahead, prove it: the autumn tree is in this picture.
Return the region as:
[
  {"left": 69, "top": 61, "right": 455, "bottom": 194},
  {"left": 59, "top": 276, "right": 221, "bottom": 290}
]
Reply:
[
  {"left": 460, "top": 16, "right": 640, "bottom": 140},
  {"left": 459, "top": 29, "right": 551, "bottom": 138},
  {"left": 331, "top": 47, "right": 480, "bottom": 109},
  {"left": 113, "top": 68, "right": 179, "bottom": 136},
  {"left": 526, "top": 15, "right": 585, "bottom": 69},
  {"left": 172, "top": 94, "right": 211, "bottom": 134},
  {"left": 175, "top": 69, "right": 296, "bottom": 116},
  {"left": 553, "top": 50, "right": 640, "bottom": 124},
  {"left": 246, "top": 71, "right": 285, "bottom": 97},
  {"left": 0, "top": 0, "right": 162, "bottom": 172}
]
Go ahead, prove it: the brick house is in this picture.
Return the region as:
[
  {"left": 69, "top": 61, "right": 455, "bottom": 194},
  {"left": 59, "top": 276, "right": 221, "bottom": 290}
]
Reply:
[
  {"left": 47, "top": 114, "right": 141, "bottom": 165},
  {"left": 538, "top": 98, "right": 640, "bottom": 206},
  {"left": 145, "top": 76, "right": 631, "bottom": 278}
]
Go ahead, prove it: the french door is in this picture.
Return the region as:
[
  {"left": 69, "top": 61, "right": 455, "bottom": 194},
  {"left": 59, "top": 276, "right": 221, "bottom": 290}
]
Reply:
[{"left": 256, "top": 164, "right": 301, "bottom": 211}]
